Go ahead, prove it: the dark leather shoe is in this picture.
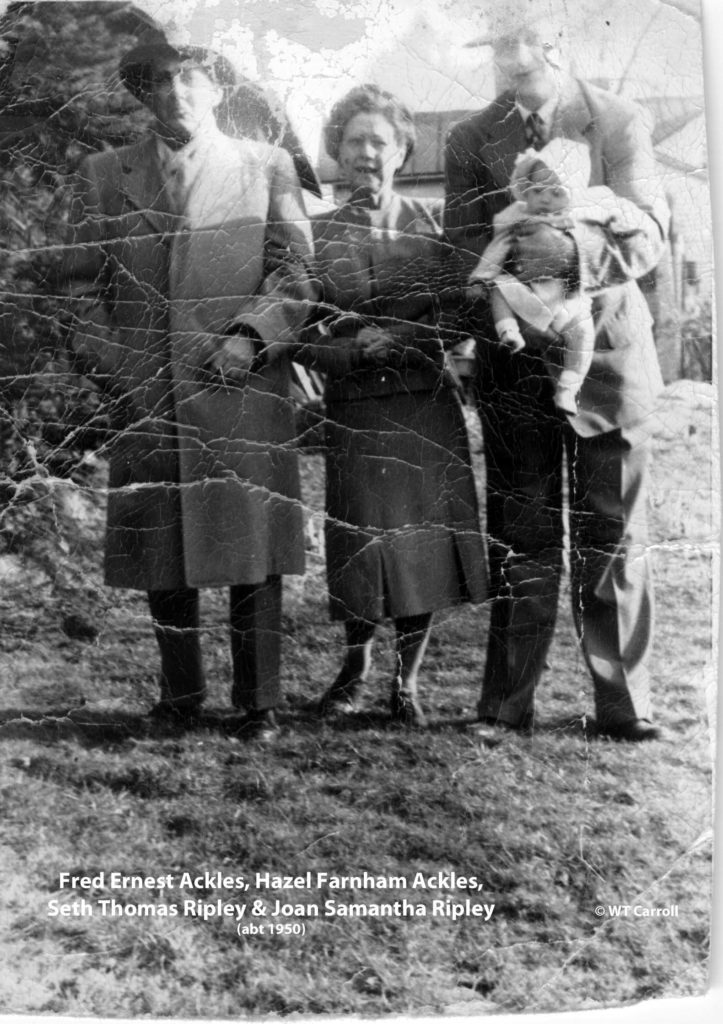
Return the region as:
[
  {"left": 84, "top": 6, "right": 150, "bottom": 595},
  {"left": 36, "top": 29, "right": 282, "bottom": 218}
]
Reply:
[
  {"left": 232, "top": 708, "right": 280, "bottom": 742},
  {"left": 389, "top": 691, "right": 427, "bottom": 728},
  {"left": 317, "top": 676, "right": 361, "bottom": 717},
  {"left": 596, "top": 718, "right": 661, "bottom": 742},
  {"left": 472, "top": 715, "right": 530, "bottom": 746},
  {"left": 148, "top": 700, "right": 203, "bottom": 729}
]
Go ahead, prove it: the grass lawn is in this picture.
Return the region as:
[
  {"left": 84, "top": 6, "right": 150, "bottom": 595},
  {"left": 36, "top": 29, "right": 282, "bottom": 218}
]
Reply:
[{"left": 0, "top": 381, "right": 715, "bottom": 1017}]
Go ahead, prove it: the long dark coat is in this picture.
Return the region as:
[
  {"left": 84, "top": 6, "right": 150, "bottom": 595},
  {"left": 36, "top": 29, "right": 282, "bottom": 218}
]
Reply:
[
  {"left": 62, "top": 131, "right": 314, "bottom": 590},
  {"left": 300, "top": 194, "right": 487, "bottom": 622}
]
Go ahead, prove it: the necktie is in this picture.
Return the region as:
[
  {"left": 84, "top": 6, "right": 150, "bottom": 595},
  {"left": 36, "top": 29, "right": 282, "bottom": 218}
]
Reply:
[{"left": 525, "top": 112, "right": 547, "bottom": 151}]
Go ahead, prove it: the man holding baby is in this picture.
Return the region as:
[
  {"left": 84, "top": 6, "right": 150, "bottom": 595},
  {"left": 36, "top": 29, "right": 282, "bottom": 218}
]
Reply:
[{"left": 444, "top": 1, "right": 670, "bottom": 741}]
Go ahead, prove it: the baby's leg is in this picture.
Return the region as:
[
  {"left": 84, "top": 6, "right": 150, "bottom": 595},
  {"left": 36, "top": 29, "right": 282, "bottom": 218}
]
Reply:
[
  {"left": 552, "top": 305, "right": 595, "bottom": 415},
  {"left": 490, "top": 287, "right": 525, "bottom": 352}
]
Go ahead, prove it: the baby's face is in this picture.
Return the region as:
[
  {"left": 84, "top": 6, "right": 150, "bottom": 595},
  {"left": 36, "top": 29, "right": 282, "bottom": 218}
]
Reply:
[{"left": 522, "top": 167, "right": 570, "bottom": 214}]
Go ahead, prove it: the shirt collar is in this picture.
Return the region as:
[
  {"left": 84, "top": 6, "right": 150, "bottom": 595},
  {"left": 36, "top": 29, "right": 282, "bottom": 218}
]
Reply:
[
  {"left": 516, "top": 94, "right": 558, "bottom": 128},
  {"left": 155, "top": 123, "right": 224, "bottom": 166},
  {"left": 342, "top": 191, "right": 401, "bottom": 226},
  {"left": 155, "top": 136, "right": 178, "bottom": 166}
]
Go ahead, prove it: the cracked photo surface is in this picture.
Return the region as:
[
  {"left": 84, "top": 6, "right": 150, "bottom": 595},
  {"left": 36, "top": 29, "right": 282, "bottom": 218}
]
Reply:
[{"left": 0, "top": 0, "right": 717, "bottom": 1019}]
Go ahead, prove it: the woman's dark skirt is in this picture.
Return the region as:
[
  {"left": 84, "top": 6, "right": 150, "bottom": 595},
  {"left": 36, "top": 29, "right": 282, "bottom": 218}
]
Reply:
[{"left": 325, "top": 387, "right": 487, "bottom": 621}]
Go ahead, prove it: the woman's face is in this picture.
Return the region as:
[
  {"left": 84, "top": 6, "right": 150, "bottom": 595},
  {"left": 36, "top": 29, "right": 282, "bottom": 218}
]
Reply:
[{"left": 337, "top": 111, "right": 406, "bottom": 202}]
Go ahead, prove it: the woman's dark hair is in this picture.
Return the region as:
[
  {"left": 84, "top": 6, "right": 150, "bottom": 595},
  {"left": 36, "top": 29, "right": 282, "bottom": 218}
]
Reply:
[{"left": 323, "top": 84, "right": 416, "bottom": 167}]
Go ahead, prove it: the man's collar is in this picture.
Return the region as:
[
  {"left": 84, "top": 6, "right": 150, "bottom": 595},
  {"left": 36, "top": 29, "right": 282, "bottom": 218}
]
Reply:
[
  {"left": 154, "top": 121, "right": 225, "bottom": 161},
  {"left": 155, "top": 136, "right": 178, "bottom": 164},
  {"left": 516, "top": 93, "right": 558, "bottom": 126}
]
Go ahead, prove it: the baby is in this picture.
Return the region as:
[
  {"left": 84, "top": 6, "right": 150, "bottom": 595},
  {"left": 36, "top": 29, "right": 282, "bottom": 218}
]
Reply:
[{"left": 468, "top": 138, "right": 649, "bottom": 415}]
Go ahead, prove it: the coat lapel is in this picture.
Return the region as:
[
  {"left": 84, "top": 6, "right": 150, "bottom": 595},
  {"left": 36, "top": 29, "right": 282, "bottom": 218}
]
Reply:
[
  {"left": 182, "top": 131, "right": 254, "bottom": 225},
  {"left": 117, "top": 138, "right": 175, "bottom": 235},
  {"left": 479, "top": 95, "right": 529, "bottom": 195},
  {"left": 553, "top": 78, "right": 604, "bottom": 184},
  {"left": 554, "top": 77, "right": 595, "bottom": 143}
]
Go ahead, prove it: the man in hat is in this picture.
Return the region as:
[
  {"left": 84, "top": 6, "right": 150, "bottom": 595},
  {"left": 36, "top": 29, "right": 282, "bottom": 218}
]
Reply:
[
  {"left": 61, "top": 38, "right": 315, "bottom": 738},
  {"left": 443, "top": 1, "right": 670, "bottom": 741}
]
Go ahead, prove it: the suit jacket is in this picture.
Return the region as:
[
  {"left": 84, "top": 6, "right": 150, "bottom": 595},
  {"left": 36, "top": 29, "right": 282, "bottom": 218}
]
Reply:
[
  {"left": 61, "top": 130, "right": 314, "bottom": 589},
  {"left": 444, "top": 77, "right": 670, "bottom": 435}
]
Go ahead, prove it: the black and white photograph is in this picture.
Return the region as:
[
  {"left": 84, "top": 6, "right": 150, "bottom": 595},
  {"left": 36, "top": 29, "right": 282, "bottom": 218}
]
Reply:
[{"left": 0, "top": 0, "right": 716, "bottom": 1018}]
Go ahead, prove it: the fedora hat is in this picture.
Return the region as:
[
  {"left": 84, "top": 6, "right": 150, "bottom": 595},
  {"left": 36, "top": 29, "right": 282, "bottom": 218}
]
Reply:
[
  {"left": 119, "top": 30, "right": 236, "bottom": 100},
  {"left": 465, "top": 1, "right": 568, "bottom": 49}
]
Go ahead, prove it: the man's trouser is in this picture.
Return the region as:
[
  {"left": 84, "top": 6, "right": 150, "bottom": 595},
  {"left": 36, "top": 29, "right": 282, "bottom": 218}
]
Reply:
[{"left": 147, "top": 575, "right": 283, "bottom": 712}]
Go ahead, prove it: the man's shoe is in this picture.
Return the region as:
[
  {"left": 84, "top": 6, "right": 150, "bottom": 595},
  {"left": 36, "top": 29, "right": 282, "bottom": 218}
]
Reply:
[
  {"left": 148, "top": 701, "right": 203, "bottom": 730},
  {"left": 472, "top": 715, "right": 530, "bottom": 746},
  {"left": 232, "top": 708, "right": 280, "bottom": 743},
  {"left": 596, "top": 718, "right": 661, "bottom": 742},
  {"left": 317, "top": 676, "right": 361, "bottom": 717}
]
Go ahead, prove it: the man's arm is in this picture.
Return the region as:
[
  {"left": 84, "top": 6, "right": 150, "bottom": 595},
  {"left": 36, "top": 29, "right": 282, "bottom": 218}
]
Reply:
[
  {"left": 55, "top": 156, "right": 121, "bottom": 384},
  {"left": 593, "top": 97, "right": 670, "bottom": 281},
  {"left": 62, "top": 155, "right": 107, "bottom": 280},
  {"left": 224, "top": 147, "right": 316, "bottom": 365}
]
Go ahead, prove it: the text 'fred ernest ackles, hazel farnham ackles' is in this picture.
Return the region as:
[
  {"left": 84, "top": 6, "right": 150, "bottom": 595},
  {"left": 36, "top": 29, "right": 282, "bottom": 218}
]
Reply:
[{"left": 56, "top": 870, "right": 486, "bottom": 891}]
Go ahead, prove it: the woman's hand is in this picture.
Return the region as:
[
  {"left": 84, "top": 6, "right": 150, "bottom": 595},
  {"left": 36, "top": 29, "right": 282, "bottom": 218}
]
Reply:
[{"left": 355, "top": 326, "right": 397, "bottom": 365}]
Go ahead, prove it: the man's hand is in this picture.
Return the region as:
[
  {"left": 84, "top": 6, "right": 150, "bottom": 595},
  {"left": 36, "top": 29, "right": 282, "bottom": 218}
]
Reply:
[
  {"left": 203, "top": 335, "right": 257, "bottom": 385},
  {"left": 511, "top": 222, "right": 577, "bottom": 282}
]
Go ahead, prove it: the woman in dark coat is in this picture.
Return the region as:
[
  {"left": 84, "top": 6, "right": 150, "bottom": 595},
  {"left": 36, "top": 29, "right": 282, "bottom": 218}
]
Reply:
[{"left": 301, "top": 85, "right": 487, "bottom": 727}]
